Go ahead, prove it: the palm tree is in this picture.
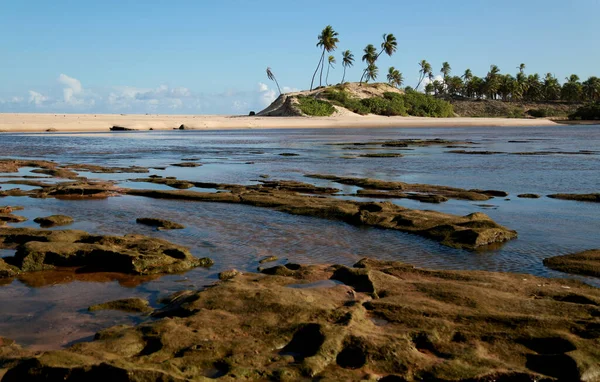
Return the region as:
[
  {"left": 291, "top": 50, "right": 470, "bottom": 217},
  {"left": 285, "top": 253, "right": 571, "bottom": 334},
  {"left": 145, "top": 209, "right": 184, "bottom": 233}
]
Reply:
[
  {"left": 387, "top": 67, "right": 403, "bottom": 88},
  {"left": 365, "top": 64, "right": 378, "bottom": 83},
  {"left": 266, "top": 67, "right": 281, "bottom": 95},
  {"left": 582, "top": 76, "right": 600, "bottom": 101},
  {"left": 310, "top": 25, "right": 339, "bottom": 91},
  {"left": 424, "top": 82, "right": 434, "bottom": 95},
  {"left": 485, "top": 65, "right": 501, "bottom": 99},
  {"left": 377, "top": 33, "right": 398, "bottom": 59},
  {"left": 326, "top": 55, "right": 336, "bottom": 86},
  {"left": 416, "top": 60, "right": 432, "bottom": 89},
  {"left": 462, "top": 69, "right": 473, "bottom": 83},
  {"left": 439, "top": 62, "right": 451, "bottom": 94},
  {"left": 359, "top": 44, "right": 377, "bottom": 84},
  {"left": 561, "top": 74, "right": 582, "bottom": 102},
  {"left": 517, "top": 63, "right": 526, "bottom": 74},
  {"left": 341, "top": 50, "right": 354, "bottom": 83},
  {"left": 542, "top": 73, "right": 561, "bottom": 101}
]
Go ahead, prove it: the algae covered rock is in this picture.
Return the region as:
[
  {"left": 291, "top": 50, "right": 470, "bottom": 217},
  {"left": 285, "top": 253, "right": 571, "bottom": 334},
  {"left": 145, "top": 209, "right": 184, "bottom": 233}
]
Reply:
[
  {"left": 0, "top": 227, "right": 212, "bottom": 275},
  {"left": 136, "top": 217, "right": 185, "bottom": 230},
  {"left": 544, "top": 249, "right": 600, "bottom": 278},
  {"left": 88, "top": 298, "right": 152, "bottom": 313},
  {"left": 33, "top": 215, "right": 74, "bottom": 227},
  {"left": 4, "top": 258, "right": 600, "bottom": 381}
]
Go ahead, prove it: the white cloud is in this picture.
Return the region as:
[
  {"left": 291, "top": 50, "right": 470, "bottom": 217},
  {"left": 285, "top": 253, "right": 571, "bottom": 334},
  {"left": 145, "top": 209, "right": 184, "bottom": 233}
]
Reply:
[
  {"left": 258, "top": 82, "right": 277, "bottom": 107},
  {"left": 28, "top": 90, "right": 48, "bottom": 106},
  {"left": 57, "top": 74, "right": 95, "bottom": 106},
  {"left": 421, "top": 74, "right": 444, "bottom": 90}
]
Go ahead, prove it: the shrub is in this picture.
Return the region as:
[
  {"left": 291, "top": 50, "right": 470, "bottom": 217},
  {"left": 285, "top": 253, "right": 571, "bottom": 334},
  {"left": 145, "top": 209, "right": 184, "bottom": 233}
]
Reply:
[
  {"left": 296, "top": 96, "right": 335, "bottom": 116},
  {"left": 569, "top": 102, "right": 600, "bottom": 120},
  {"left": 402, "top": 90, "right": 454, "bottom": 117},
  {"left": 527, "top": 108, "right": 565, "bottom": 118}
]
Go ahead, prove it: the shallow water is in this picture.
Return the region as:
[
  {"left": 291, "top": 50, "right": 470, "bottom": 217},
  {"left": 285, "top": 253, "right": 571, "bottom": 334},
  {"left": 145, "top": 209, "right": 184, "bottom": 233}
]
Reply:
[{"left": 1, "top": 125, "right": 599, "bottom": 349}]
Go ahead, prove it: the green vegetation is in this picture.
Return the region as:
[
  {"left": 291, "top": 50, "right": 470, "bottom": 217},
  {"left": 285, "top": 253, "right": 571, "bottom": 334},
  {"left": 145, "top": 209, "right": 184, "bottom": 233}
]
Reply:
[
  {"left": 526, "top": 108, "right": 567, "bottom": 118},
  {"left": 296, "top": 96, "right": 335, "bottom": 116},
  {"left": 569, "top": 102, "right": 600, "bottom": 120},
  {"left": 322, "top": 88, "right": 453, "bottom": 117}
]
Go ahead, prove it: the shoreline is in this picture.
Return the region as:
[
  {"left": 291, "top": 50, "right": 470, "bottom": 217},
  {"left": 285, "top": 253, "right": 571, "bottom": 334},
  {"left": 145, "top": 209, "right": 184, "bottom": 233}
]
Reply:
[{"left": 0, "top": 113, "right": 563, "bottom": 133}]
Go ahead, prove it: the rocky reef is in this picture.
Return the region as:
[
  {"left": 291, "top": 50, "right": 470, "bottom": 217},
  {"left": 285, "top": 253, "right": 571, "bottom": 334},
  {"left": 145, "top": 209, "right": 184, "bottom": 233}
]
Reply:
[
  {"left": 2, "top": 258, "right": 599, "bottom": 381},
  {"left": 544, "top": 249, "right": 600, "bottom": 278},
  {"left": 0, "top": 227, "right": 212, "bottom": 277}
]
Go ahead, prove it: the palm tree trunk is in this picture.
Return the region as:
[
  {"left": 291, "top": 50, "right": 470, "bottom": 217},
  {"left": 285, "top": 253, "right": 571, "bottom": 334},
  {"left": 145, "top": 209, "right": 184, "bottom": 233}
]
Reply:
[
  {"left": 359, "top": 69, "right": 367, "bottom": 85},
  {"left": 342, "top": 66, "right": 346, "bottom": 83},
  {"left": 274, "top": 78, "right": 282, "bottom": 95},
  {"left": 326, "top": 65, "right": 330, "bottom": 86},
  {"left": 310, "top": 49, "right": 325, "bottom": 91},
  {"left": 416, "top": 74, "right": 424, "bottom": 90},
  {"left": 319, "top": 56, "right": 326, "bottom": 87}
]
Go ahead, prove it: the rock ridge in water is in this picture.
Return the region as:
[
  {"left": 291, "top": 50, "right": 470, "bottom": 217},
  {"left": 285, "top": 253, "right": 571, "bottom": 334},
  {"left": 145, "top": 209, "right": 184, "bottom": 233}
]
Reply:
[
  {"left": 2, "top": 257, "right": 599, "bottom": 381},
  {"left": 0, "top": 227, "right": 212, "bottom": 277}
]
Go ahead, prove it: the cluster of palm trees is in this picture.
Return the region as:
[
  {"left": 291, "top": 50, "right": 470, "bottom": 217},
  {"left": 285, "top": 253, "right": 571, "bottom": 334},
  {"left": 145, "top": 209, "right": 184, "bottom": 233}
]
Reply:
[
  {"left": 309, "top": 25, "right": 403, "bottom": 90},
  {"left": 417, "top": 61, "right": 600, "bottom": 103},
  {"left": 286, "top": 25, "right": 600, "bottom": 104}
]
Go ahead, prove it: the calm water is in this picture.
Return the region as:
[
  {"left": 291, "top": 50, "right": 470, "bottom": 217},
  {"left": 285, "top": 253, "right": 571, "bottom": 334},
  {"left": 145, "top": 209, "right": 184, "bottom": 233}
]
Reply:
[{"left": 1, "top": 125, "right": 599, "bottom": 349}]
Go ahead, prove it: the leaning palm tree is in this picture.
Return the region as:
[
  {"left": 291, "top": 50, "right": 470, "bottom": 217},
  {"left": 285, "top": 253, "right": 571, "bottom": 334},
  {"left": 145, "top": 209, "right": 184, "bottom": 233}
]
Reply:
[
  {"left": 359, "top": 44, "right": 377, "bottom": 84},
  {"left": 364, "top": 64, "right": 378, "bottom": 83},
  {"left": 266, "top": 67, "right": 281, "bottom": 95},
  {"left": 462, "top": 69, "right": 473, "bottom": 84},
  {"left": 441, "top": 62, "right": 451, "bottom": 80},
  {"left": 326, "top": 55, "right": 336, "bottom": 86},
  {"left": 340, "top": 50, "right": 354, "bottom": 83},
  {"left": 416, "top": 60, "right": 432, "bottom": 89},
  {"left": 377, "top": 33, "right": 398, "bottom": 59},
  {"left": 310, "top": 25, "right": 339, "bottom": 90}
]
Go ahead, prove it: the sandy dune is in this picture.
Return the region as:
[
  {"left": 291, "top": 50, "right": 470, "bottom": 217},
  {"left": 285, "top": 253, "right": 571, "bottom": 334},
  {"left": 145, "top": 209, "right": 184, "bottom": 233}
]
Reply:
[{"left": 0, "top": 113, "right": 557, "bottom": 133}]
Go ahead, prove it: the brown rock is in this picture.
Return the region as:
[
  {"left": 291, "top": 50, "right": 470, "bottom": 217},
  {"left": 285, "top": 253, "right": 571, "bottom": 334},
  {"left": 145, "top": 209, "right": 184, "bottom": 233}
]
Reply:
[
  {"left": 136, "top": 217, "right": 185, "bottom": 230},
  {"left": 33, "top": 215, "right": 74, "bottom": 227},
  {"left": 88, "top": 298, "right": 152, "bottom": 313},
  {"left": 544, "top": 249, "right": 600, "bottom": 277}
]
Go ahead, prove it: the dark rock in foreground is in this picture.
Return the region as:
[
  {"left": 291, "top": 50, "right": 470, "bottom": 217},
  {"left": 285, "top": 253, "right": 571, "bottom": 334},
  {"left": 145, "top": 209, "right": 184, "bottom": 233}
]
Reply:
[
  {"left": 33, "top": 215, "right": 74, "bottom": 227},
  {"left": 136, "top": 217, "right": 185, "bottom": 230},
  {"left": 171, "top": 162, "right": 202, "bottom": 168},
  {"left": 544, "top": 249, "right": 600, "bottom": 278},
  {"left": 0, "top": 227, "right": 212, "bottom": 277},
  {"left": 110, "top": 126, "right": 135, "bottom": 131},
  {"left": 88, "top": 298, "right": 152, "bottom": 313},
  {"left": 547, "top": 193, "right": 600, "bottom": 203},
  {"left": 3, "top": 258, "right": 599, "bottom": 381}
]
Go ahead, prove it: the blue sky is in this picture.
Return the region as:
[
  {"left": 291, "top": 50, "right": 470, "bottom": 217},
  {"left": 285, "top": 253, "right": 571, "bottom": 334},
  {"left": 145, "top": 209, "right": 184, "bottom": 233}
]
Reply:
[{"left": 1, "top": 0, "right": 599, "bottom": 114}]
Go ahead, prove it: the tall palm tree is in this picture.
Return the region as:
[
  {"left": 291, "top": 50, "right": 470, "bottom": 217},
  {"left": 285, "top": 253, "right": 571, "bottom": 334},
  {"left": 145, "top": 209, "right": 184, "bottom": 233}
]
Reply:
[
  {"left": 377, "top": 33, "right": 398, "bottom": 59},
  {"left": 582, "top": 76, "right": 600, "bottom": 102},
  {"left": 517, "top": 63, "right": 526, "bottom": 74},
  {"left": 365, "top": 64, "right": 378, "bottom": 83},
  {"left": 561, "top": 74, "right": 582, "bottom": 102},
  {"left": 440, "top": 62, "right": 451, "bottom": 94},
  {"left": 310, "top": 25, "right": 339, "bottom": 91},
  {"left": 387, "top": 67, "right": 403, "bottom": 88},
  {"left": 340, "top": 50, "right": 354, "bottom": 83},
  {"left": 462, "top": 69, "right": 473, "bottom": 83},
  {"left": 266, "top": 67, "right": 281, "bottom": 95},
  {"left": 416, "top": 60, "right": 432, "bottom": 90},
  {"left": 359, "top": 44, "right": 377, "bottom": 84},
  {"left": 485, "top": 65, "right": 501, "bottom": 99},
  {"left": 326, "top": 55, "right": 336, "bottom": 86},
  {"left": 542, "top": 73, "right": 561, "bottom": 101}
]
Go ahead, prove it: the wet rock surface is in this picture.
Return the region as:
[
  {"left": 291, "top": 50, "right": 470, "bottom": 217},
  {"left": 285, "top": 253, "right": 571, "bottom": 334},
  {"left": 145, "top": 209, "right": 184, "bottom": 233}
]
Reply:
[
  {"left": 3, "top": 257, "right": 599, "bottom": 381},
  {"left": 544, "top": 249, "right": 600, "bottom": 278},
  {"left": 547, "top": 193, "right": 600, "bottom": 203},
  {"left": 88, "top": 298, "right": 152, "bottom": 313},
  {"left": 358, "top": 153, "right": 404, "bottom": 158},
  {"left": 0, "top": 227, "right": 212, "bottom": 277},
  {"left": 124, "top": 187, "right": 517, "bottom": 250},
  {"left": 329, "top": 138, "right": 477, "bottom": 148},
  {"left": 518, "top": 194, "right": 541, "bottom": 199},
  {"left": 306, "top": 174, "right": 506, "bottom": 202},
  {"left": 136, "top": 217, "right": 185, "bottom": 230},
  {"left": 33, "top": 215, "right": 74, "bottom": 227}
]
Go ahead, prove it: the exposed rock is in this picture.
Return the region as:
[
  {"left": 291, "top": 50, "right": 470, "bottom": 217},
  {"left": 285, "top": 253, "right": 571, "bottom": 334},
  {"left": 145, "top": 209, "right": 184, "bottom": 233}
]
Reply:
[
  {"left": 355, "top": 189, "right": 448, "bottom": 204},
  {"left": 64, "top": 164, "right": 148, "bottom": 174},
  {"left": 45, "top": 128, "right": 58, "bottom": 132},
  {"left": 329, "top": 138, "right": 476, "bottom": 147},
  {"left": 4, "top": 258, "right": 600, "bottom": 381},
  {"left": 110, "top": 126, "right": 135, "bottom": 131},
  {"left": 544, "top": 249, "right": 600, "bottom": 278},
  {"left": 124, "top": 188, "right": 517, "bottom": 250},
  {"left": 306, "top": 174, "right": 499, "bottom": 202},
  {"left": 171, "top": 162, "right": 202, "bottom": 168},
  {"left": 358, "top": 153, "right": 403, "bottom": 158},
  {"left": 278, "top": 153, "right": 299, "bottom": 156},
  {"left": 136, "top": 217, "right": 185, "bottom": 230},
  {"left": 0, "top": 227, "right": 212, "bottom": 275},
  {"left": 259, "top": 180, "right": 339, "bottom": 194},
  {"left": 446, "top": 150, "right": 504, "bottom": 155},
  {"left": 88, "top": 298, "right": 152, "bottom": 313},
  {"left": 0, "top": 213, "right": 27, "bottom": 223},
  {"left": 0, "top": 258, "right": 18, "bottom": 278},
  {"left": 547, "top": 193, "right": 600, "bottom": 203},
  {"left": 178, "top": 124, "right": 193, "bottom": 130},
  {"left": 33, "top": 215, "right": 74, "bottom": 227},
  {"left": 218, "top": 269, "right": 241, "bottom": 281},
  {"left": 518, "top": 193, "right": 541, "bottom": 199},
  {"left": 259, "top": 255, "right": 278, "bottom": 264},
  {"left": 0, "top": 206, "right": 23, "bottom": 214},
  {"left": 129, "top": 177, "right": 194, "bottom": 189}
]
